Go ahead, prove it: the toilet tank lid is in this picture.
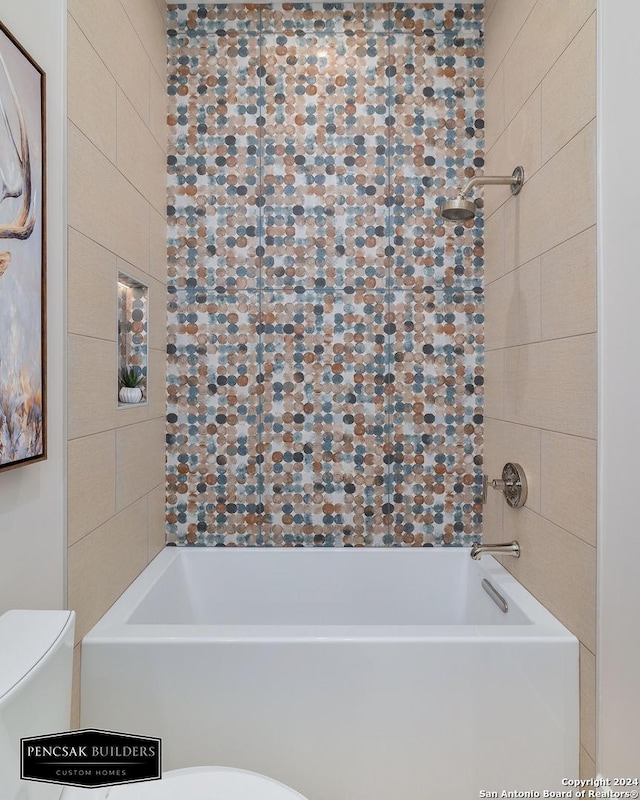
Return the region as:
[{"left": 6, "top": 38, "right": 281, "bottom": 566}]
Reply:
[
  {"left": 0, "top": 610, "right": 74, "bottom": 701},
  {"left": 105, "top": 766, "right": 308, "bottom": 800}
]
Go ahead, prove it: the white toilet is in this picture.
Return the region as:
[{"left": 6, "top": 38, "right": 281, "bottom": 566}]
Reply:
[{"left": 0, "top": 610, "right": 307, "bottom": 800}]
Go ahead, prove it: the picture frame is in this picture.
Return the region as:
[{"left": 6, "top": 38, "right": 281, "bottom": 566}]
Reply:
[{"left": 0, "top": 20, "right": 46, "bottom": 472}]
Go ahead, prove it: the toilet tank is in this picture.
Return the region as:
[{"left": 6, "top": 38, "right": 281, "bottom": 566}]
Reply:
[{"left": 0, "top": 610, "right": 75, "bottom": 800}]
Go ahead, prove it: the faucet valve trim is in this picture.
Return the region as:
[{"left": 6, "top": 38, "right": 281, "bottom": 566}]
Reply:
[{"left": 483, "top": 462, "right": 528, "bottom": 508}]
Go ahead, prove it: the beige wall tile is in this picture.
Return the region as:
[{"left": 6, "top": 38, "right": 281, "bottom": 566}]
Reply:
[
  {"left": 514, "top": 258, "right": 541, "bottom": 345},
  {"left": 68, "top": 334, "right": 117, "bottom": 439},
  {"left": 484, "top": 88, "right": 542, "bottom": 218},
  {"left": 147, "top": 348, "right": 167, "bottom": 421},
  {"left": 542, "top": 14, "right": 596, "bottom": 163},
  {"left": 484, "top": 63, "right": 504, "bottom": 153},
  {"left": 541, "top": 431, "right": 596, "bottom": 547},
  {"left": 503, "top": 0, "right": 596, "bottom": 125},
  {"left": 502, "top": 195, "right": 522, "bottom": 275},
  {"left": 484, "top": 418, "right": 541, "bottom": 513},
  {"left": 484, "top": 0, "right": 499, "bottom": 24},
  {"left": 120, "top": 0, "right": 167, "bottom": 83},
  {"left": 484, "top": 0, "right": 598, "bottom": 762},
  {"left": 117, "top": 89, "right": 166, "bottom": 215},
  {"left": 67, "top": 0, "right": 168, "bottom": 689},
  {"left": 501, "top": 508, "right": 596, "bottom": 652},
  {"left": 115, "top": 400, "right": 155, "bottom": 429},
  {"left": 67, "top": 15, "right": 116, "bottom": 162},
  {"left": 485, "top": 272, "right": 517, "bottom": 350},
  {"left": 498, "top": 185, "right": 548, "bottom": 280},
  {"left": 71, "top": 644, "right": 81, "bottom": 730},
  {"left": 485, "top": 258, "right": 541, "bottom": 350},
  {"left": 580, "top": 644, "right": 596, "bottom": 761},
  {"left": 150, "top": 208, "right": 168, "bottom": 285},
  {"left": 579, "top": 747, "right": 596, "bottom": 780},
  {"left": 484, "top": 0, "right": 537, "bottom": 85},
  {"left": 147, "top": 483, "right": 167, "bottom": 560},
  {"left": 116, "top": 419, "right": 166, "bottom": 511},
  {"left": 483, "top": 349, "right": 505, "bottom": 420},
  {"left": 68, "top": 229, "right": 117, "bottom": 341},
  {"left": 69, "top": 124, "right": 150, "bottom": 272},
  {"left": 483, "top": 205, "right": 505, "bottom": 285},
  {"left": 504, "top": 335, "right": 597, "bottom": 439},
  {"left": 517, "top": 121, "right": 596, "bottom": 267},
  {"left": 68, "top": 498, "right": 148, "bottom": 643},
  {"left": 68, "top": 431, "right": 116, "bottom": 545},
  {"left": 541, "top": 226, "right": 596, "bottom": 340},
  {"left": 481, "top": 490, "right": 503, "bottom": 544},
  {"left": 68, "top": 0, "right": 151, "bottom": 123},
  {"left": 149, "top": 69, "right": 168, "bottom": 151}
]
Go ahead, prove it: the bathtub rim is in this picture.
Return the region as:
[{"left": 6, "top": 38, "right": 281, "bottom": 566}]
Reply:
[{"left": 82, "top": 547, "right": 577, "bottom": 644}]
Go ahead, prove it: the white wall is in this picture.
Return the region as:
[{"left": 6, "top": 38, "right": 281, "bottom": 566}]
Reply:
[
  {"left": 0, "top": 0, "right": 66, "bottom": 612},
  {"left": 597, "top": 0, "right": 640, "bottom": 776}
]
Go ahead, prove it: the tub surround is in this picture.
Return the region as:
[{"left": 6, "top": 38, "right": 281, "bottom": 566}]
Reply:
[
  {"left": 66, "top": 0, "right": 169, "bottom": 726},
  {"left": 166, "top": 3, "right": 485, "bottom": 547},
  {"left": 61, "top": 0, "right": 599, "bottom": 779},
  {"left": 482, "top": 0, "right": 597, "bottom": 778}
]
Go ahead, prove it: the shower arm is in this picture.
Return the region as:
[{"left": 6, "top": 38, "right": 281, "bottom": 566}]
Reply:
[
  {"left": 458, "top": 174, "right": 518, "bottom": 198},
  {"left": 456, "top": 166, "right": 525, "bottom": 199}
]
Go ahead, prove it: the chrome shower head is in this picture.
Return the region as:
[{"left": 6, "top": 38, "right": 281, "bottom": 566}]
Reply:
[
  {"left": 440, "top": 196, "right": 476, "bottom": 221},
  {"left": 439, "top": 166, "right": 525, "bottom": 223}
]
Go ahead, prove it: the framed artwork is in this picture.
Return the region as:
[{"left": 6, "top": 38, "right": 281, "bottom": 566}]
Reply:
[{"left": 0, "top": 21, "right": 46, "bottom": 472}]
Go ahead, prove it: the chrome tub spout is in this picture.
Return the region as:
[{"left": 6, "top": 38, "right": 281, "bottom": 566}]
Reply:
[{"left": 470, "top": 541, "right": 520, "bottom": 560}]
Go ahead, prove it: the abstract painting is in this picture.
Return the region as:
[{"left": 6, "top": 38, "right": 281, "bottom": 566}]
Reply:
[{"left": 0, "top": 22, "right": 45, "bottom": 471}]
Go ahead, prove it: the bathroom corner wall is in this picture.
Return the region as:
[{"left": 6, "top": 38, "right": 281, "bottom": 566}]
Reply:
[
  {"left": 66, "top": 0, "right": 167, "bottom": 726},
  {"left": 483, "top": 0, "right": 597, "bottom": 779}
]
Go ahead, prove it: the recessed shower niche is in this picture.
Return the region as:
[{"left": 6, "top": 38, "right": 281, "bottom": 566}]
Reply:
[{"left": 117, "top": 273, "right": 148, "bottom": 406}]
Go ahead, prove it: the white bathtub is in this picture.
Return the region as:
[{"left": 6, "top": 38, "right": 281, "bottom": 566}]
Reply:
[{"left": 81, "top": 548, "right": 578, "bottom": 799}]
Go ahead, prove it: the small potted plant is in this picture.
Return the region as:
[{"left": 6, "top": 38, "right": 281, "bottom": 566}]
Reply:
[{"left": 119, "top": 366, "right": 144, "bottom": 404}]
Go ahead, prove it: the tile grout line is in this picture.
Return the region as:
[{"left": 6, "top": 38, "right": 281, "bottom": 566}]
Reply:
[
  {"left": 483, "top": 220, "right": 597, "bottom": 285},
  {"left": 484, "top": 0, "right": 540, "bottom": 89},
  {"left": 68, "top": 484, "right": 163, "bottom": 551},
  {"left": 494, "top": 7, "right": 596, "bottom": 136},
  {"left": 485, "top": 329, "right": 597, "bottom": 351},
  {"left": 256, "top": 6, "right": 266, "bottom": 545},
  {"left": 384, "top": 10, "right": 394, "bottom": 546},
  {"left": 69, "top": 121, "right": 165, "bottom": 233},
  {"left": 117, "top": 0, "right": 166, "bottom": 94},
  {"left": 69, "top": 14, "right": 164, "bottom": 168},
  {"left": 484, "top": 414, "right": 597, "bottom": 443}
]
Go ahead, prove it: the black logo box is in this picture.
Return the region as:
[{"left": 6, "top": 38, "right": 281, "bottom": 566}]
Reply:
[{"left": 21, "top": 728, "right": 161, "bottom": 789}]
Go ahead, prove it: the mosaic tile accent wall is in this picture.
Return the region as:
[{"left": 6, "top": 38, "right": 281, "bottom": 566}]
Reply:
[{"left": 166, "top": 2, "right": 485, "bottom": 546}]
